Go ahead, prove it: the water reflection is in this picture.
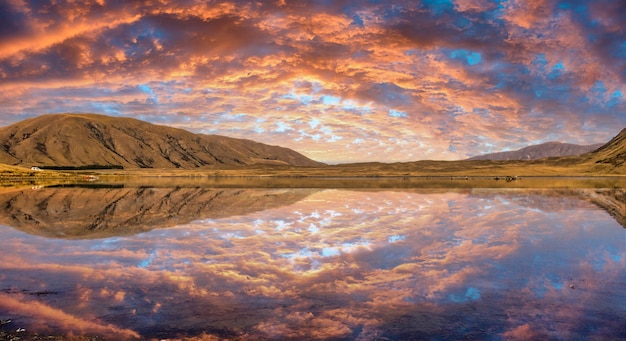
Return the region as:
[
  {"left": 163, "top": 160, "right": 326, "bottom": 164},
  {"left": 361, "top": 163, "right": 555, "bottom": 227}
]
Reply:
[
  {"left": 0, "top": 188, "right": 624, "bottom": 340},
  {"left": 0, "top": 186, "right": 317, "bottom": 238}
]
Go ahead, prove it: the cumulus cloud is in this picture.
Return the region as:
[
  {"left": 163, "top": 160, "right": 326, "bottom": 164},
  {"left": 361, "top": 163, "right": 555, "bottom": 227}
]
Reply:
[{"left": 0, "top": 0, "right": 624, "bottom": 162}]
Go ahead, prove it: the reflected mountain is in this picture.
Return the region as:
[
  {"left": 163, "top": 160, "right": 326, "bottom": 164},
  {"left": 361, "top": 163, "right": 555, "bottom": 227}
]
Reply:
[
  {"left": 0, "top": 187, "right": 318, "bottom": 238},
  {"left": 471, "top": 188, "right": 626, "bottom": 229},
  {"left": 1, "top": 186, "right": 625, "bottom": 240},
  {"left": 576, "top": 188, "right": 626, "bottom": 228}
]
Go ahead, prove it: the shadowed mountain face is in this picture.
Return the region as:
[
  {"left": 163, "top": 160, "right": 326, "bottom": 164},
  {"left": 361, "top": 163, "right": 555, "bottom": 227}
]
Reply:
[
  {"left": 0, "top": 186, "right": 318, "bottom": 238},
  {"left": 591, "top": 128, "right": 626, "bottom": 169},
  {"left": 468, "top": 141, "right": 603, "bottom": 161},
  {"left": 0, "top": 113, "right": 324, "bottom": 168}
]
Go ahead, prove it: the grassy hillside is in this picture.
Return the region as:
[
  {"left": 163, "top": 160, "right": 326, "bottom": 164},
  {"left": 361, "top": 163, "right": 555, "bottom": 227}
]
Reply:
[
  {"left": 0, "top": 114, "right": 624, "bottom": 179},
  {"left": 0, "top": 113, "right": 324, "bottom": 169},
  {"left": 585, "top": 128, "right": 626, "bottom": 171}
]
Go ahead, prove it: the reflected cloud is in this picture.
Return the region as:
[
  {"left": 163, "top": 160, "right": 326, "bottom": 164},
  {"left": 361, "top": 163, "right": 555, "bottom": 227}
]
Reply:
[
  {"left": 471, "top": 187, "right": 626, "bottom": 229},
  {"left": 0, "top": 293, "right": 140, "bottom": 339},
  {"left": 0, "top": 188, "right": 624, "bottom": 339}
]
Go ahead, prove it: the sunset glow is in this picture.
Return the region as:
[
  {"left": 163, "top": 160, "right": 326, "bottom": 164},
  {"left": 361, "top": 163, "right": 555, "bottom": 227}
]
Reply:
[{"left": 0, "top": 0, "right": 624, "bottom": 163}]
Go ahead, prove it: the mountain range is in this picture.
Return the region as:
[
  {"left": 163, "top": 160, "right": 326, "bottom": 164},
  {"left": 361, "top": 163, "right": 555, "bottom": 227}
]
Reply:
[
  {"left": 0, "top": 113, "right": 625, "bottom": 175},
  {"left": 0, "top": 113, "right": 323, "bottom": 168},
  {"left": 325, "top": 127, "right": 626, "bottom": 176},
  {"left": 468, "top": 141, "right": 603, "bottom": 161}
]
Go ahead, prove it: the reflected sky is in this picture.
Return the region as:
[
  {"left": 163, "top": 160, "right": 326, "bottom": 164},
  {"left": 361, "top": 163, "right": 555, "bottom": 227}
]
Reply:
[{"left": 0, "top": 188, "right": 624, "bottom": 340}]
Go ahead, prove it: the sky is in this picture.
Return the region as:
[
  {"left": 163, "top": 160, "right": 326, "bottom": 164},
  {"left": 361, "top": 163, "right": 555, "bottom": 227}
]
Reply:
[{"left": 0, "top": 0, "right": 624, "bottom": 163}]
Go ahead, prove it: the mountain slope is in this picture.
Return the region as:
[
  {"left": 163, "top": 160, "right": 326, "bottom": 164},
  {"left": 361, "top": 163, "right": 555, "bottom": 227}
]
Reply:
[
  {"left": 588, "top": 128, "right": 626, "bottom": 168},
  {"left": 0, "top": 113, "right": 324, "bottom": 168},
  {"left": 468, "top": 141, "right": 603, "bottom": 161}
]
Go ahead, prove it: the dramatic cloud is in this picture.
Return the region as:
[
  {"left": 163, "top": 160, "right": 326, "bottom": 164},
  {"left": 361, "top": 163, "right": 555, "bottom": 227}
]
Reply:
[{"left": 0, "top": 0, "right": 624, "bottom": 162}]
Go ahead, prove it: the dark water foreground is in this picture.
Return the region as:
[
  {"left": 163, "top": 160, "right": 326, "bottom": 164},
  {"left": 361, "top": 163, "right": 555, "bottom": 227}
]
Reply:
[{"left": 0, "top": 183, "right": 624, "bottom": 340}]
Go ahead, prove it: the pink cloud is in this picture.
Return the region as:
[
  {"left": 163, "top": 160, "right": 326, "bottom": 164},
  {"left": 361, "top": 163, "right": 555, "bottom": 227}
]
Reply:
[{"left": 0, "top": 0, "right": 623, "bottom": 162}]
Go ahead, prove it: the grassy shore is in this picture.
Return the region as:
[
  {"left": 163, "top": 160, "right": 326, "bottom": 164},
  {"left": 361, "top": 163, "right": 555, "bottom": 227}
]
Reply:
[
  {"left": 1, "top": 156, "right": 625, "bottom": 186},
  {"left": 0, "top": 164, "right": 103, "bottom": 187},
  {"left": 91, "top": 158, "right": 624, "bottom": 178}
]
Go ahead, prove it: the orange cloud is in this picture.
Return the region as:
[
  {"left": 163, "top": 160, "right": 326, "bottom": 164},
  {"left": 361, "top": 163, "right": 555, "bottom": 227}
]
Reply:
[{"left": 0, "top": 1, "right": 624, "bottom": 161}]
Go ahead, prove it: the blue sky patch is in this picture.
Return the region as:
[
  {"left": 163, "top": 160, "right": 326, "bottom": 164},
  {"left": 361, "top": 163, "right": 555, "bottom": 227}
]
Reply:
[{"left": 450, "top": 49, "right": 482, "bottom": 65}]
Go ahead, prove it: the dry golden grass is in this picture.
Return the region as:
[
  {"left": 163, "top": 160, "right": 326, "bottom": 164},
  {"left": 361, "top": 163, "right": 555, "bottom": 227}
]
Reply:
[
  {"left": 2, "top": 126, "right": 626, "bottom": 184},
  {"left": 2, "top": 148, "right": 626, "bottom": 186},
  {"left": 134, "top": 158, "right": 622, "bottom": 178},
  {"left": 0, "top": 113, "right": 323, "bottom": 168},
  {"left": 0, "top": 114, "right": 624, "bottom": 182},
  {"left": 0, "top": 163, "right": 90, "bottom": 187}
]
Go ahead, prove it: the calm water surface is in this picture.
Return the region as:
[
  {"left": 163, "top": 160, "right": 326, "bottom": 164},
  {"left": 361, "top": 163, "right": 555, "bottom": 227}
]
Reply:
[{"left": 0, "top": 185, "right": 624, "bottom": 340}]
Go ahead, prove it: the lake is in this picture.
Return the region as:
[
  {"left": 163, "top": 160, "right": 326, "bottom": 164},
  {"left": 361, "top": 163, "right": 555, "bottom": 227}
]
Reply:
[{"left": 0, "top": 179, "right": 624, "bottom": 340}]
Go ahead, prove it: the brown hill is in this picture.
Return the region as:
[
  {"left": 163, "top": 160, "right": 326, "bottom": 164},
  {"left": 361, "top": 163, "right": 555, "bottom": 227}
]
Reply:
[
  {"left": 0, "top": 113, "right": 324, "bottom": 168},
  {"left": 589, "top": 128, "right": 626, "bottom": 168},
  {"left": 468, "top": 141, "right": 603, "bottom": 161}
]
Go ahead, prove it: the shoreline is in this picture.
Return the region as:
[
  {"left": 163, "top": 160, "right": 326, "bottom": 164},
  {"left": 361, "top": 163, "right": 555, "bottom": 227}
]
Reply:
[
  {"left": 1, "top": 158, "right": 626, "bottom": 187},
  {"left": 2, "top": 173, "right": 625, "bottom": 189}
]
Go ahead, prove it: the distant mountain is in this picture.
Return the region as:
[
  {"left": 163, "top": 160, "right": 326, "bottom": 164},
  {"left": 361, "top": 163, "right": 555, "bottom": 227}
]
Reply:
[
  {"left": 468, "top": 141, "right": 603, "bottom": 161},
  {"left": 0, "top": 113, "right": 324, "bottom": 168}
]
